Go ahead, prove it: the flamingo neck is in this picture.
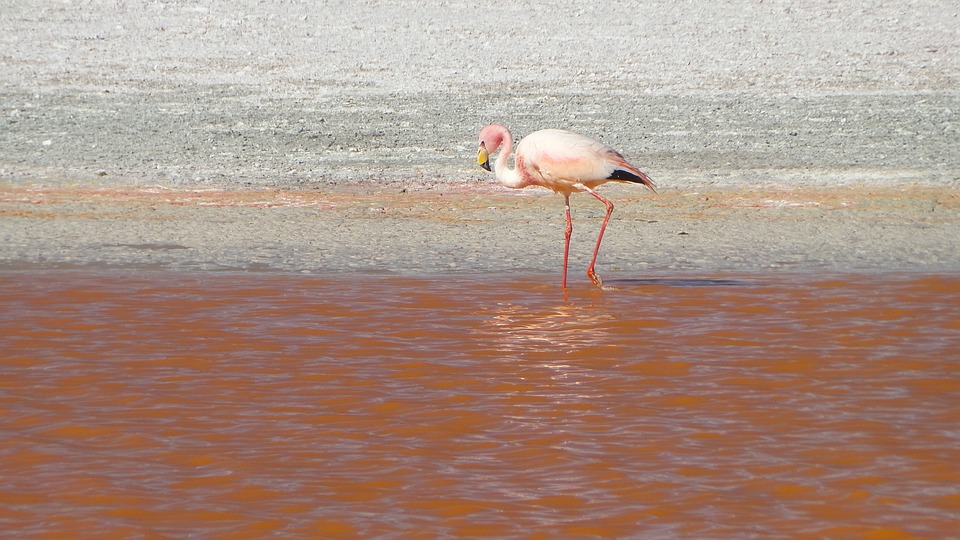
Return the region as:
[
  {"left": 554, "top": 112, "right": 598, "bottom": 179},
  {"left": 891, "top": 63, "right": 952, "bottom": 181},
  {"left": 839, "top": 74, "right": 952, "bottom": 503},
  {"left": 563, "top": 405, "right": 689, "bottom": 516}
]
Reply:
[{"left": 494, "top": 130, "right": 527, "bottom": 189}]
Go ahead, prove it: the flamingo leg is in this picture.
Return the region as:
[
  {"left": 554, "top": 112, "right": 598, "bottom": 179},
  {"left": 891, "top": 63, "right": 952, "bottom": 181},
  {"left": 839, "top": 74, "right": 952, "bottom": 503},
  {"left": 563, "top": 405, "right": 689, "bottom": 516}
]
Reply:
[
  {"left": 562, "top": 194, "right": 573, "bottom": 288},
  {"left": 584, "top": 187, "right": 614, "bottom": 289}
]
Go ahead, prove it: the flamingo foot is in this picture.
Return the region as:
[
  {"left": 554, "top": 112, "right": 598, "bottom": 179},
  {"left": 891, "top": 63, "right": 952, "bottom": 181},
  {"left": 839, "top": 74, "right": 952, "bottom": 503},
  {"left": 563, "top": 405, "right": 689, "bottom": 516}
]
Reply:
[{"left": 587, "top": 267, "right": 604, "bottom": 289}]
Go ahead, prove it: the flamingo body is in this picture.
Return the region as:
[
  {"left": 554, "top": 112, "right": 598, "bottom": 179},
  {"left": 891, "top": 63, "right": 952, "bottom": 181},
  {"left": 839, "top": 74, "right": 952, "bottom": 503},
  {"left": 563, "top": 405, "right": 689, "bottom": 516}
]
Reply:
[
  {"left": 477, "top": 124, "right": 656, "bottom": 288},
  {"left": 517, "top": 129, "right": 654, "bottom": 194}
]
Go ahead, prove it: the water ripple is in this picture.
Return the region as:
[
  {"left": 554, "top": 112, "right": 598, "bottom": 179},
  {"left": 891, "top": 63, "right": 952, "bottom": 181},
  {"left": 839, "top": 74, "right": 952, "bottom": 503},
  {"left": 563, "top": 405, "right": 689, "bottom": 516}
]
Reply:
[{"left": 1, "top": 271, "right": 958, "bottom": 537}]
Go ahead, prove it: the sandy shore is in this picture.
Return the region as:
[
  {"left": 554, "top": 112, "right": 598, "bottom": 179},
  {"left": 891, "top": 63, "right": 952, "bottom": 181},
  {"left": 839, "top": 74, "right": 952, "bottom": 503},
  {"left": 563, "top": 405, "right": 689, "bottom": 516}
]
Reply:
[
  {"left": 1, "top": 1, "right": 958, "bottom": 278},
  {"left": 2, "top": 183, "right": 957, "bottom": 282}
]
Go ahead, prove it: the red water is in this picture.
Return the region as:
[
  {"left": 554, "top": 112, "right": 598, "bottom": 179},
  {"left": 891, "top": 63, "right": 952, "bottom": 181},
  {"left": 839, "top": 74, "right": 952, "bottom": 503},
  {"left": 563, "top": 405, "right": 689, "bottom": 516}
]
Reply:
[{"left": 2, "top": 271, "right": 959, "bottom": 538}]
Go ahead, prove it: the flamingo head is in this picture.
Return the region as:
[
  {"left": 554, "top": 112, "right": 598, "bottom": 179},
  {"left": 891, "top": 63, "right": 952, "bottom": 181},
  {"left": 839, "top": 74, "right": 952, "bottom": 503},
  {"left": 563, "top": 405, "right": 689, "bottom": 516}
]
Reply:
[{"left": 477, "top": 124, "right": 507, "bottom": 172}]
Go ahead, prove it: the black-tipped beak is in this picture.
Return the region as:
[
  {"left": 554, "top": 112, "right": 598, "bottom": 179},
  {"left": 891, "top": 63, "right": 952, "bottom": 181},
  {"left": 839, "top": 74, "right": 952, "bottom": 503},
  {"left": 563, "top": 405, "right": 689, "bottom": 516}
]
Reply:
[{"left": 478, "top": 143, "right": 491, "bottom": 171}]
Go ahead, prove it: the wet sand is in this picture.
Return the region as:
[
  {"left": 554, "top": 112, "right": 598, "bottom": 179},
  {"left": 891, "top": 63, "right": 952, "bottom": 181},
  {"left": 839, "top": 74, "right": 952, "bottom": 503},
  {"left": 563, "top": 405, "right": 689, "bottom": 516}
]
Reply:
[{"left": 1, "top": 183, "right": 958, "bottom": 280}]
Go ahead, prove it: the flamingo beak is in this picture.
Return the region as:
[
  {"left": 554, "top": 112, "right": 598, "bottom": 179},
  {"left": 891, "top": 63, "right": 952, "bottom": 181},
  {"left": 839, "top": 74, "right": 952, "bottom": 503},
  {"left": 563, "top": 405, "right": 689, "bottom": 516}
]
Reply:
[{"left": 478, "top": 143, "right": 491, "bottom": 171}]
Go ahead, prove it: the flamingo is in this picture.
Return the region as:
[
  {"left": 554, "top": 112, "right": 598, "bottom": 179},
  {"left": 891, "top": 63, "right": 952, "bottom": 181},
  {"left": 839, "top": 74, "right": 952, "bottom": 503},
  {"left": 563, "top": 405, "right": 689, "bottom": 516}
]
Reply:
[{"left": 477, "top": 124, "right": 656, "bottom": 289}]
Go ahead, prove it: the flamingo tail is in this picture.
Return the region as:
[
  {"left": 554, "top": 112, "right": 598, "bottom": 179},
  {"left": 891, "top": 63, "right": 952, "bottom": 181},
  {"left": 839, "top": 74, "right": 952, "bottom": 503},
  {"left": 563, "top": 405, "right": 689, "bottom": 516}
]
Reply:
[{"left": 608, "top": 166, "right": 657, "bottom": 192}]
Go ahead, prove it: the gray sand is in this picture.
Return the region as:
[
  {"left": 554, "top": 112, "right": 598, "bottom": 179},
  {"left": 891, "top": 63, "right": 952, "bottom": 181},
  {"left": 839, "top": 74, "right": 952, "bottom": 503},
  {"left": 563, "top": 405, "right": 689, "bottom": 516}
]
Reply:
[{"left": 1, "top": 1, "right": 959, "bottom": 277}]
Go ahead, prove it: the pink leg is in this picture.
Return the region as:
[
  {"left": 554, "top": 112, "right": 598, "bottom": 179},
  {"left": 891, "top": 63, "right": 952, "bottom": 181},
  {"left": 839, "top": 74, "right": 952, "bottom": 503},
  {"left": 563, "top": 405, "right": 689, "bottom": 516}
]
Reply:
[
  {"left": 584, "top": 187, "right": 614, "bottom": 289},
  {"left": 562, "top": 194, "right": 573, "bottom": 288}
]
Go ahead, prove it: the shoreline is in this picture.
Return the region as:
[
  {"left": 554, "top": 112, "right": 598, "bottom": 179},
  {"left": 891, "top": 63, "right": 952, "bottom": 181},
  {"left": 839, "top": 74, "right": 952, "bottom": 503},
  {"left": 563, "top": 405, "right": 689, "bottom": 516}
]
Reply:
[{"left": 3, "top": 182, "right": 957, "bottom": 278}]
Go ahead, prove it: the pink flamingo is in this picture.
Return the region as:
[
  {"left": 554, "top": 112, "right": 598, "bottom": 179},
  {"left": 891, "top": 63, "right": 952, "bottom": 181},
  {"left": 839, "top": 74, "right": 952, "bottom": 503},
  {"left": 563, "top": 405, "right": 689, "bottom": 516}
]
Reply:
[{"left": 477, "top": 124, "right": 656, "bottom": 289}]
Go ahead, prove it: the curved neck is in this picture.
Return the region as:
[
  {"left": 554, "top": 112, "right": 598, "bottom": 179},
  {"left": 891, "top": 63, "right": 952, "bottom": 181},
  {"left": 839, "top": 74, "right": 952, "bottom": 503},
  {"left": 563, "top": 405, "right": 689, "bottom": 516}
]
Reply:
[{"left": 494, "top": 130, "right": 526, "bottom": 189}]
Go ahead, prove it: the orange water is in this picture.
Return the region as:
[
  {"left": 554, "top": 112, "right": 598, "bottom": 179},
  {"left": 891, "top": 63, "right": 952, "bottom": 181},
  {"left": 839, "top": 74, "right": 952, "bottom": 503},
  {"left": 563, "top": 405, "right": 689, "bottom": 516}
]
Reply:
[{"left": 2, "top": 271, "right": 959, "bottom": 538}]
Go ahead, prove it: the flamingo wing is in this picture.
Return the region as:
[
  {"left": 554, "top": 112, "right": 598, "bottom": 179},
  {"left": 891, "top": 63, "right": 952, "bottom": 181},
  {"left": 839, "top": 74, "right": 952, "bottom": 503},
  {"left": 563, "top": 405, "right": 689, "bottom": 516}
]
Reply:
[{"left": 516, "top": 129, "right": 655, "bottom": 192}]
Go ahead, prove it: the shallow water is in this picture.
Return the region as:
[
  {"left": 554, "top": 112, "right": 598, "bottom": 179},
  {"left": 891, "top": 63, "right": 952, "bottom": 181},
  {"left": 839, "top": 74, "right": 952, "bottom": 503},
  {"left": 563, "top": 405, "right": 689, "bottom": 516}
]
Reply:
[{"left": 1, "top": 271, "right": 959, "bottom": 538}]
